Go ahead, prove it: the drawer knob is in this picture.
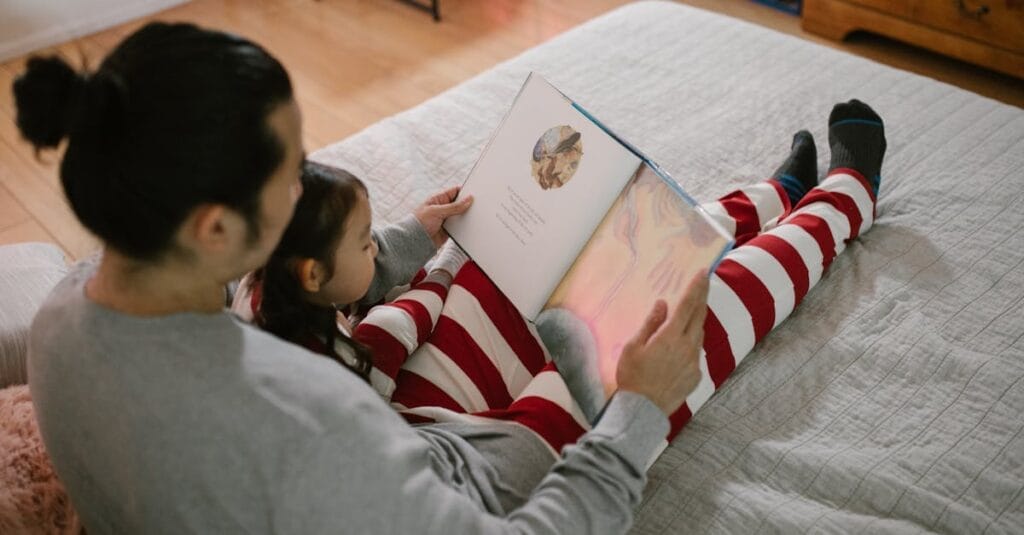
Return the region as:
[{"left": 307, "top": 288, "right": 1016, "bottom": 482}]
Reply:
[{"left": 953, "top": 0, "right": 991, "bottom": 19}]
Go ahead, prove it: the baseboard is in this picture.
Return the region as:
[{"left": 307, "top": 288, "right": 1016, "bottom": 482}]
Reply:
[{"left": 0, "top": 0, "right": 190, "bottom": 63}]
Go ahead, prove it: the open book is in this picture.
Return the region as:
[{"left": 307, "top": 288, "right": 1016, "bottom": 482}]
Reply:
[{"left": 444, "top": 73, "right": 734, "bottom": 397}]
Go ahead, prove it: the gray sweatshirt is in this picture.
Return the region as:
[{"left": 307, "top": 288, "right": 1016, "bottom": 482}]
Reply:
[{"left": 28, "top": 217, "right": 669, "bottom": 534}]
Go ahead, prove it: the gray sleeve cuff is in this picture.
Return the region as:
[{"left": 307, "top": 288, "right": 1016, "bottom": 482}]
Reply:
[
  {"left": 590, "top": 391, "right": 670, "bottom": 470},
  {"left": 360, "top": 215, "right": 437, "bottom": 305}
]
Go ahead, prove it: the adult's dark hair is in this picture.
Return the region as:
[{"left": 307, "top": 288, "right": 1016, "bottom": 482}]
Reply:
[
  {"left": 12, "top": 22, "right": 293, "bottom": 260},
  {"left": 251, "top": 161, "right": 374, "bottom": 382}
]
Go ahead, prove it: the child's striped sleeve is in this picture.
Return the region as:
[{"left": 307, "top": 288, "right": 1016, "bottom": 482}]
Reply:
[{"left": 352, "top": 269, "right": 452, "bottom": 399}]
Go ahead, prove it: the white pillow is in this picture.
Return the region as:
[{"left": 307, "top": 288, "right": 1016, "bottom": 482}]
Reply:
[{"left": 0, "top": 243, "right": 67, "bottom": 388}]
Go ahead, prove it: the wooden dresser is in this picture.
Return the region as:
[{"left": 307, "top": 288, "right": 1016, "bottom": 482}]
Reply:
[{"left": 802, "top": 0, "right": 1024, "bottom": 79}]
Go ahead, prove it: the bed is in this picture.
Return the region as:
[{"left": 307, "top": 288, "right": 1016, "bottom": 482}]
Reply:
[{"left": 312, "top": 2, "right": 1024, "bottom": 532}]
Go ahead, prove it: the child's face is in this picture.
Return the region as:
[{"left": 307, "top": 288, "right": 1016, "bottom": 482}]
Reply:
[{"left": 315, "top": 190, "right": 378, "bottom": 306}]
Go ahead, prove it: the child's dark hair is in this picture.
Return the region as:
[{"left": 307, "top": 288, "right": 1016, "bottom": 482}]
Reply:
[
  {"left": 251, "top": 161, "right": 374, "bottom": 381},
  {"left": 12, "top": 22, "right": 292, "bottom": 260}
]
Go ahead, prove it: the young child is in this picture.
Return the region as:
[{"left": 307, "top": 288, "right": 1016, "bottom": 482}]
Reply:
[
  {"left": 232, "top": 161, "right": 592, "bottom": 455},
  {"left": 232, "top": 163, "right": 379, "bottom": 382}
]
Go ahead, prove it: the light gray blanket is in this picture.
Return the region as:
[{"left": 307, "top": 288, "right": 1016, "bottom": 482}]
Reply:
[{"left": 313, "top": 2, "right": 1024, "bottom": 532}]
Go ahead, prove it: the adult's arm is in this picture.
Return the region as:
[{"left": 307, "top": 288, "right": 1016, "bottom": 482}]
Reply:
[{"left": 276, "top": 391, "right": 668, "bottom": 534}]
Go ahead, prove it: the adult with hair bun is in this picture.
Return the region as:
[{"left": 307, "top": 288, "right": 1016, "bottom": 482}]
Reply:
[{"left": 15, "top": 21, "right": 708, "bottom": 534}]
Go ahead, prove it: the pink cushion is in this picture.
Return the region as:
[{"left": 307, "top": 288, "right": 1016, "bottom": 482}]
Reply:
[{"left": 0, "top": 385, "right": 81, "bottom": 534}]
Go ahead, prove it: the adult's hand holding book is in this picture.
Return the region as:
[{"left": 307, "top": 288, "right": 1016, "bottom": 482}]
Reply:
[{"left": 615, "top": 270, "right": 709, "bottom": 416}]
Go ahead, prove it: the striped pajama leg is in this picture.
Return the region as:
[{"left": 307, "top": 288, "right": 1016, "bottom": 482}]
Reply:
[
  {"left": 665, "top": 169, "right": 876, "bottom": 439},
  {"left": 389, "top": 262, "right": 591, "bottom": 456},
  {"left": 699, "top": 178, "right": 793, "bottom": 248}
]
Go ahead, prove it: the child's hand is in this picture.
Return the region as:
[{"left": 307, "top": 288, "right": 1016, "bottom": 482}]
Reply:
[{"left": 414, "top": 186, "right": 473, "bottom": 248}]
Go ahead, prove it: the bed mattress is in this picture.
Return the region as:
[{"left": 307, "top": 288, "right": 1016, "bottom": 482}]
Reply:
[{"left": 313, "top": 2, "right": 1024, "bottom": 532}]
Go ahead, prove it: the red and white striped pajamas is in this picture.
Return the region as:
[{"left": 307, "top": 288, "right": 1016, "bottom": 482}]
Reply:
[
  {"left": 675, "top": 167, "right": 876, "bottom": 436},
  {"left": 353, "top": 167, "right": 877, "bottom": 456},
  {"left": 353, "top": 267, "right": 592, "bottom": 458}
]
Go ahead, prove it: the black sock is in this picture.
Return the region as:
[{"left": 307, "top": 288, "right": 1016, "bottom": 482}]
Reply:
[
  {"left": 828, "top": 99, "right": 886, "bottom": 195},
  {"left": 772, "top": 130, "right": 818, "bottom": 206}
]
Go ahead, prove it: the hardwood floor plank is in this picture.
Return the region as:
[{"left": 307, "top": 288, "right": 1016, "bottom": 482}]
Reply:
[
  {"left": 0, "top": 182, "right": 30, "bottom": 230},
  {"left": 0, "top": 136, "right": 98, "bottom": 258},
  {"left": 0, "top": 218, "right": 58, "bottom": 247}
]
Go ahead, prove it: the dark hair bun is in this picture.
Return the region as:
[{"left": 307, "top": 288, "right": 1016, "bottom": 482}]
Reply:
[{"left": 12, "top": 56, "right": 87, "bottom": 149}]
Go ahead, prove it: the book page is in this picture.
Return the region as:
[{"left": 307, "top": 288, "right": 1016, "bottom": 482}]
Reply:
[
  {"left": 445, "top": 73, "right": 642, "bottom": 319},
  {"left": 540, "top": 163, "right": 732, "bottom": 400}
]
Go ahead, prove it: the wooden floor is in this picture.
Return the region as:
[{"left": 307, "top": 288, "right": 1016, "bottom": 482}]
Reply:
[{"left": 2, "top": 0, "right": 1022, "bottom": 260}]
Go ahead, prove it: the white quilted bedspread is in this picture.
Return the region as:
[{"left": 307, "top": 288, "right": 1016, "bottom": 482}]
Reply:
[{"left": 312, "top": 2, "right": 1024, "bottom": 532}]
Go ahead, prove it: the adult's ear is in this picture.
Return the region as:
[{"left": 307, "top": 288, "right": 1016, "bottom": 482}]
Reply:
[
  {"left": 295, "top": 258, "right": 326, "bottom": 293},
  {"left": 182, "top": 203, "right": 244, "bottom": 254}
]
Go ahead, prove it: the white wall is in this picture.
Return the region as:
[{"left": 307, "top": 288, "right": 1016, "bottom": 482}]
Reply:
[{"left": 1, "top": 0, "right": 190, "bottom": 62}]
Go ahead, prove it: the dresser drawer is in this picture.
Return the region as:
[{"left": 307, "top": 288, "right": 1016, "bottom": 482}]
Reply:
[
  {"left": 911, "top": 0, "right": 1024, "bottom": 53},
  {"left": 847, "top": 0, "right": 1024, "bottom": 53},
  {"left": 803, "top": 0, "right": 1024, "bottom": 78},
  {"left": 845, "top": 0, "right": 914, "bottom": 19}
]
